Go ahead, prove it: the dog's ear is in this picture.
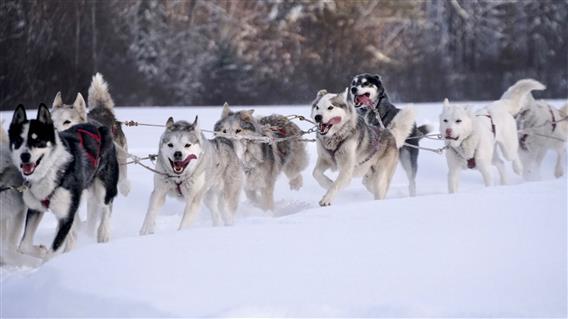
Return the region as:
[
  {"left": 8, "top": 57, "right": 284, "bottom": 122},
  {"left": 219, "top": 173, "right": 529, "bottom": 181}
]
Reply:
[
  {"left": 37, "top": 103, "right": 53, "bottom": 125},
  {"left": 317, "top": 89, "right": 328, "bottom": 98},
  {"left": 52, "top": 91, "right": 63, "bottom": 109},
  {"left": 191, "top": 115, "right": 199, "bottom": 128},
  {"left": 371, "top": 74, "right": 382, "bottom": 83},
  {"left": 11, "top": 104, "right": 27, "bottom": 127},
  {"left": 166, "top": 117, "right": 174, "bottom": 129},
  {"left": 240, "top": 110, "right": 255, "bottom": 122},
  {"left": 73, "top": 93, "right": 86, "bottom": 114},
  {"left": 443, "top": 98, "right": 451, "bottom": 110},
  {"left": 222, "top": 102, "right": 232, "bottom": 119}
]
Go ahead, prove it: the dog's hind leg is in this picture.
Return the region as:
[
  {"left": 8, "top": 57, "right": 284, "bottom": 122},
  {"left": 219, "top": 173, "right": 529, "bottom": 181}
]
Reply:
[
  {"left": 97, "top": 204, "right": 112, "bottom": 243},
  {"left": 140, "top": 190, "right": 167, "bottom": 235},
  {"left": 554, "top": 146, "right": 566, "bottom": 178},
  {"left": 492, "top": 146, "right": 507, "bottom": 185},
  {"left": 399, "top": 145, "right": 418, "bottom": 197},
  {"left": 260, "top": 176, "right": 276, "bottom": 211},
  {"left": 374, "top": 151, "right": 399, "bottom": 200},
  {"left": 19, "top": 209, "right": 47, "bottom": 258},
  {"left": 86, "top": 191, "right": 100, "bottom": 237}
]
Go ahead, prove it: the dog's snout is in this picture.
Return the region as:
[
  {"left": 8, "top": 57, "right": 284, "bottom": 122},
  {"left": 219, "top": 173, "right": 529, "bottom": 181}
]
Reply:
[
  {"left": 20, "top": 152, "right": 31, "bottom": 163},
  {"left": 314, "top": 115, "right": 323, "bottom": 123},
  {"left": 445, "top": 128, "right": 453, "bottom": 136},
  {"left": 350, "top": 87, "right": 357, "bottom": 94},
  {"left": 173, "top": 151, "right": 183, "bottom": 160}
]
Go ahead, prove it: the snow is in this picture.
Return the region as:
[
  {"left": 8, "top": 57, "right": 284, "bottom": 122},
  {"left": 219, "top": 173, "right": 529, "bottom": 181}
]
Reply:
[{"left": 1, "top": 101, "right": 567, "bottom": 317}]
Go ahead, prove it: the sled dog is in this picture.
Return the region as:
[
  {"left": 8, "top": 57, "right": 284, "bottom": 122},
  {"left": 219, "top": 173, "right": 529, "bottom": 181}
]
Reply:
[
  {"left": 511, "top": 80, "right": 567, "bottom": 179},
  {"left": 311, "top": 90, "right": 415, "bottom": 206},
  {"left": 140, "top": 116, "right": 242, "bottom": 235},
  {"left": 51, "top": 73, "right": 130, "bottom": 197},
  {"left": 8, "top": 104, "right": 118, "bottom": 260},
  {"left": 214, "top": 104, "right": 308, "bottom": 211},
  {"left": 346, "top": 73, "right": 432, "bottom": 197}
]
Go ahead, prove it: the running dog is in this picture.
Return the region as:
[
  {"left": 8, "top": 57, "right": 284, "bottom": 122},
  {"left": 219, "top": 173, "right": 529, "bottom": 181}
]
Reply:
[
  {"left": 516, "top": 95, "right": 567, "bottom": 179},
  {"left": 311, "top": 90, "right": 415, "bottom": 206},
  {"left": 51, "top": 73, "right": 130, "bottom": 197},
  {"left": 214, "top": 103, "right": 308, "bottom": 211},
  {"left": 346, "top": 73, "right": 432, "bottom": 197},
  {"left": 8, "top": 104, "right": 118, "bottom": 260},
  {"left": 139, "top": 116, "right": 242, "bottom": 235}
]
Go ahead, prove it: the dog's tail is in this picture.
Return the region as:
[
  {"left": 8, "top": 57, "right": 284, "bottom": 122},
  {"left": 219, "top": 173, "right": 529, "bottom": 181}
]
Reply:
[
  {"left": 88, "top": 73, "right": 115, "bottom": 111},
  {"left": 416, "top": 124, "right": 434, "bottom": 140},
  {"left": 500, "top": 78, "right": 546, "bottom": 115},
  {"left": 388, "top": 107, "right": 416, "bottom": 148}
]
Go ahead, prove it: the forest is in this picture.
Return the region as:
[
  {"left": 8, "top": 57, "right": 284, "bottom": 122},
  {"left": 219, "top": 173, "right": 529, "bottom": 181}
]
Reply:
[{"left": 1, "top": 0, "right": 566, "bottom": 109}]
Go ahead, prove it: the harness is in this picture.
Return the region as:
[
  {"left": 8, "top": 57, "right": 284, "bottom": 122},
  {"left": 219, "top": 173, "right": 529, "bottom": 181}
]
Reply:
[
  {"left": 479, "top": 114, "right": 496, "bottom": 137},
  {"left": 548, "top": 105, "right": 557, "bottom": 132},
  {"left": 76, "top": 128, "right": 102, "bottom": 168}
]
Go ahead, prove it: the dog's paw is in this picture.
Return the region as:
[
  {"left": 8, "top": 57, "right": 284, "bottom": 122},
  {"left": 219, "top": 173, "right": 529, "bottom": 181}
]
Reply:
[
  {"left": 289, "top": 176, "right": 303, "bottom": 190},
  {"left": 319, "top": 194, "right": 333, "bottom": 207},
  {"left": 19, "top": 244, "right": 48, "bottom": 259},
  {"left": 119, "top": 179, "right": 131, "bottom": 196},
  {"left": 97, "top": 228, "right": 111, "bottom": 243},
  {"left": 139, "top": 223, "right": 155, "bottom": 236}
]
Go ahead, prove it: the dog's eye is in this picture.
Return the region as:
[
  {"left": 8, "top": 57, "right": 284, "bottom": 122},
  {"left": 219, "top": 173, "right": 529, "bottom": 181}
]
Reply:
[
  {"left": 456, "top": 119, "right": 462, "bottom": 123},
  {"left": 236, "top": 129, "right": 241, "bottom": 134},
  {"left": 184, "top": 143, "right": 191, "bottom": 148},
  {"left": 315, "top": 106, "right": 319, "bottom": 110},
  {"left": 63, "top": 120, "right": 71, "bottom": 125},
  {"left": 167, "top": 143, "right": 173, "bottom": 148},
  {"left": 222, "top": 129, "right": 227, "bottom": 134},
  {"left": 443, "top": 119, "right": 448, "bottom": 123},
  {"left": 327, "top": 106, "right": 334, "bottom": 110}
]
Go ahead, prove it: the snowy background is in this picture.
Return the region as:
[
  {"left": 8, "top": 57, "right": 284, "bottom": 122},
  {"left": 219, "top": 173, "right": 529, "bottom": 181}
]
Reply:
[
  {"left": 1, "top": 101, "right": 566, "bottom": 317},
  {"left": 1, "top": 0, "right": 567, "bottom": 109}
]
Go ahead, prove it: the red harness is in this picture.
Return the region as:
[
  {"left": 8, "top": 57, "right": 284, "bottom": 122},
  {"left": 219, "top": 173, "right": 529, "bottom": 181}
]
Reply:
[
  {"left": 76, "top": 128, "right": 102, "bottom": 168},
  {"left": 41, "top": 128, "right": 102, "bottom": 209}
]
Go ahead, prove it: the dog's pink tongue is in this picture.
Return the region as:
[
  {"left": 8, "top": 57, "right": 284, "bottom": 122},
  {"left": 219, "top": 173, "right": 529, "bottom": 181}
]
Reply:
[
  {"left": 356, "top": 95, "right": 372, "bottom": 106},
  {"left": 22, "top": 163, "right": 35, "bottom": 175},
  {"left": 328, "top": 116, "right": 342, "bottom": 125}
]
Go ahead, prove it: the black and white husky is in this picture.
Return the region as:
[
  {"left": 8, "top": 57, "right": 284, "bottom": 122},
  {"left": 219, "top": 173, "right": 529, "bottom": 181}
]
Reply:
[
  {"left": 8, "top": 104, "right": 118, "bottom": 260},
  {"left": 347, "top": 73, "right": 432, "bottom": 196}
]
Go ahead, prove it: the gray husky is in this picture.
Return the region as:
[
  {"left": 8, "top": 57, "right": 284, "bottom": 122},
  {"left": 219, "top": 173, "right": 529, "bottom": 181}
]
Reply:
[
  {"left": 311, "top": 90, "right": 415, "bottom": 206},
  {"left": 0, "top": 124, "right": 41, "bottom": 266},
  {"left": 51, "top": 73, "right": 130, "bottom": 197},
  {"left": 214, "top": 104, "right": 309, "bottom": 211},
  {"left": 140, "top": 116, "right": 242, "bottom": 235},
  {"left": 8, "top": 104, "right": 118, "bottom": 260}
]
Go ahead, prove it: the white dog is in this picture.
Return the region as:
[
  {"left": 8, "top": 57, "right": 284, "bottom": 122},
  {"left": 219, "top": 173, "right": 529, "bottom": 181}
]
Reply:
[
  {"left": 440, "top": 98, "right": 523, "bottom": 193},
  {"left": 517, "top": 96, "right": 568, "bottom": 179}
]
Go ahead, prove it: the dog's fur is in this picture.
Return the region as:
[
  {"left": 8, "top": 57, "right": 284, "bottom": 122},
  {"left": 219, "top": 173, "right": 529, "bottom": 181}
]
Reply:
[
  {"left": 516, "top": 96, "right": 568, "bottom": 179},
  {"left": 346, "top": 73, "right": 432, "bottom": 196},
  {"left": 214, "top": 104, "right": 308, "bottom": 211},
  {"left": 8, "top": 104, "right": 118, "bottom": 260},
  {"left": 311, "top": 90, "right": 415, "bottom": 206},
  {"left": 140, "top": 116, "right": 242, "bottom": 235},
  {"left": 0, "top": 123, "right": 42, "bottom": 267},
  {"left": 51, "top": 73, "right": 130, "bottom": 197},
  {"left": 440, "top": 96, "right": 524, "bottom": 193}
]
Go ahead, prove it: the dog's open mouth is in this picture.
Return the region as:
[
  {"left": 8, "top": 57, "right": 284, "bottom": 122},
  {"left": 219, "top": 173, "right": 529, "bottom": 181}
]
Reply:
[
  {"left": 21, "top": 155, "right": 44, "bottom": 176},
  {"left": 354, "top": 93, "right": 372, "bottom": 107},
  {"left": 169, "top": 154, "right": 197, "bottom": 174},
  {"left": 318, "top": 116, "right": 342, "bottom": 135}
]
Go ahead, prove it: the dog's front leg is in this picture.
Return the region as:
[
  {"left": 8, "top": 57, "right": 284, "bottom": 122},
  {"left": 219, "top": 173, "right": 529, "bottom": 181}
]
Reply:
[
  {"left": 179, "top": 190, "right": 206, "bottom": 230},
  {"left": 319, "top": 145, "right": 356, "bottom": 206},
  {"left": 18, "top": 209, "right": 47, "bottom": 259},
  {"left": 140, "top": 189, "right": 167, "bottom": 236},
  {"left": 313, "top": 157, "right": 333, "bottom": 190}
]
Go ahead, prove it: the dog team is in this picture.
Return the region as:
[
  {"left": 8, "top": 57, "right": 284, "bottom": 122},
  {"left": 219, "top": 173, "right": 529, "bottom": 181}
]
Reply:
[{"left": 1, "top": 73, "right": 566, "bottom": 267}]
